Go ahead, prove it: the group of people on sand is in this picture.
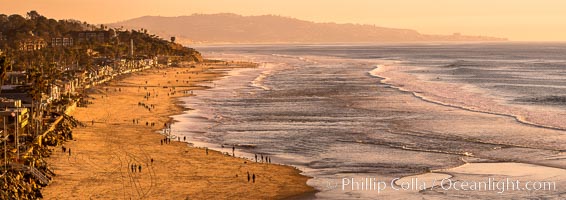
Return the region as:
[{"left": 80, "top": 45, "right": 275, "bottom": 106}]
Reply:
[
  {"left": 247, "top": 171, "right": 256, "bottom": 183},
  {"left": 138, "top": 102, "right": 155, "bottom": 112},
  {"left": 61, "top": 146, "right": 72, "bottom": 156},
  {"left": 254, "top": 154, "right": 271, "bottom": 164},
  {"left": 161, "top": 137, "right": 172, "bottom": 145},
  {"left": 130, "top": 164, "right": 143, "bottom": 173},
  {"left": 143, "top": 90, "right": 159, "bottom": 100}
]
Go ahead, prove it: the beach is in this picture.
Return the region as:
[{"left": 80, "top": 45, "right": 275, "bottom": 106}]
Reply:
[
  {"left": 185, "top": 45, "right": 566, "bottom": 199},
  {"left": 41, "top": 63, "right": 314, "bottom": 199}
]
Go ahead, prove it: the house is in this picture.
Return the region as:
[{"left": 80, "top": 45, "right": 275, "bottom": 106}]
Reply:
[
  {"left": 5, "top": 71, "right": 28, "bottom": 85},
  {"left": 51, "top": 37, "right": 74, "bottom": 47},
  {"left": 49, "top": 84, "right": 61, "bottom": 102},
  {"left": 18, "top": 37, "right": 47, "bottom": 51},
  {"left": 157, "top": 56, "right": 172, "bottom": 66},
  {"left": 70, "top": 31, "right": 111, "bottom": 43},
  {"left": 0, "top": 99, "right": 30, "bottom": 141},
  {"left": 59, "top": 69, "right": 86, "bottom": 95}
]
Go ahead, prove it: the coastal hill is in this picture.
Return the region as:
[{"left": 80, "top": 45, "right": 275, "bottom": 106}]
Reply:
[{"left": 109, "top": 13, "right": 507, "bottom": 44}]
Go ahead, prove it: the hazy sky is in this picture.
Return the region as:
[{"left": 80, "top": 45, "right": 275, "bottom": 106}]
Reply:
[{"left": 2, "top": 0, "right": 566, "bottom": 41}]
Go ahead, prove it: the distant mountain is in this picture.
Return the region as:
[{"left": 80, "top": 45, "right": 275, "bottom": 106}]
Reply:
[{"left": 109, "top": 13, "right": 506, "bottom": 44}]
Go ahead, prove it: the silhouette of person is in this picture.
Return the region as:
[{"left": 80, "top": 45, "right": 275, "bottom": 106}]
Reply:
[
  {"left": 255, "top": 154, "right": 257, "bottom": 162},
  {"left": 138, "top": 165, "right": 142, "bottom": 173},
  {"left": 68, "top": 148, "right": 71, "bottom": 156},
  {"left": 247, "top": 172, "right": 250, "bottom": 182},
  {"left": 252, "top": 174, "right": 255, "bottom": 183}
]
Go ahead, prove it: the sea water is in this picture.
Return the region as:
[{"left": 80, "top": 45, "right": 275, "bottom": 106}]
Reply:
[{"left": 172, "top": 43, "right": 566, "bottom": 199}]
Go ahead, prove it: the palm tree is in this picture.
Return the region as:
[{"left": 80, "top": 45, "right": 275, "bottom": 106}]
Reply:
[{"left": 0, "top": 54, "right": 9, "bottom": 95}]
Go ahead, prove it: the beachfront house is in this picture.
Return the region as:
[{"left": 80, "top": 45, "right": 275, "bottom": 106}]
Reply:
[
  {"left": 157, "top": 56, "right": 172, "bottom": 66},
  {"left": 0, "top": 99, "right": 30, "bottom": 130}
]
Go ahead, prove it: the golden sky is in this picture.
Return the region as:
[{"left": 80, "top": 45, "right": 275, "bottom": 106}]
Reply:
[{"left": 2, "top": 0, "right": 566, "bottom": 41}]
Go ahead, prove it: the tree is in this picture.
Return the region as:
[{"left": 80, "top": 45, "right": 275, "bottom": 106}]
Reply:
[
  {"left": 26, "top": 10, "right": 41, "bottom": 20},
  {"left": 0, "top": 55, "right": 9, "bottom": 94}
]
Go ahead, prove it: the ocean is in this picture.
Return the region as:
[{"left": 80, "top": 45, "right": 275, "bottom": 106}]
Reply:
[{"left": 172, "top": 43, "right": 565, "bottom": 199}]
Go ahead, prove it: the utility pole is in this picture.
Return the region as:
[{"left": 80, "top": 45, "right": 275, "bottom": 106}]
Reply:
[
  {"left": 130, "top": 39, "right": 134, "bottom": 58},
  {"left": 13, "top": 110, "right": 18, "bottom": 162},
  {"left": 3, "top": 115, "right": 6, "bottom": 168}
]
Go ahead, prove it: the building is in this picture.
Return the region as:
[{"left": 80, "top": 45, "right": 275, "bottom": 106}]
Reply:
[
  {"left": 18, "top": 37, "right": 47, "bottom": 51},
  {"left": 5, "top": 71, "right": 28, "bottom": 85},
  {"left": 0, "top": 99, "right": 30, "bottom": 130},
  {"left": 70, "top": 31, "right": 111, "bottom": 43},
  {"left": 51, "top": 37, "right": 74, "bottom": 47}
]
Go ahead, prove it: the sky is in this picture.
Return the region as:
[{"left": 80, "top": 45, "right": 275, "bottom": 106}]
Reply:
[{"left": 2, "top": 0, "right": 566, "bottom": 41}]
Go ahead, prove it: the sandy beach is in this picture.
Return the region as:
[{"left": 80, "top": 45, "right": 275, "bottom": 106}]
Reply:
[{"left": 41, "top": 63, "right": 314, "bottom": 199}]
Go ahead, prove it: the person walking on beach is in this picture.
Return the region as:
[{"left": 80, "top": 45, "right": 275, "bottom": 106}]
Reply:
[
  {"left": 138, "top": 165, "right": 142, "bottom": 173},
  {"left": 91, "top": 120, "right": 94, "bottom": 126},
  {"left": 232, "top": 146, "right": 235, "bottom": 157},
  {"left": 247, "top": 172, "right": 250, "bottom": 182},
  {"left": 132, "top": 164, "right": 136, "bottom": 172},
  {"left": 255, "top": 154, "right": 257, "bottom": 162},
  {"left": 68, "top": 148, "right": 71, "bottom": 156},
  {"left": 206, "top": 147, "right": 209, "bottom": 155},
  {"left": 252, "top": 174, "right": 255, "bottom": 183}
]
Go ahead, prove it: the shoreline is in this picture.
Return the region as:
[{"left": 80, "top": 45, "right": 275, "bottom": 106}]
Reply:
[
  {"left": 369, "top": 62, "right": 566, "bottom": 196},
  {"left": 190, "top": 49, "right": 565, "bottom": 199},
  {"left": 370, "top": 64, "right": 566, "bottom": 132},
  {"left": 42, "top": 63, "right": 315, "bottom": 199}
]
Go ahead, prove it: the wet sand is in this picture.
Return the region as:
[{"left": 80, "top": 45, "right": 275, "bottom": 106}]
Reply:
[
  {"left": 373, "top": 64, "right": 566, "bottom": 131},
  {"left": 370, "top": 63, "right": 566, "bottom": 199},
  {"left": 191, "top": 45, "right": 566, "bottom": 198},
  {"left": 42, "top": 64, "right": 314, "bottom": 199}
]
